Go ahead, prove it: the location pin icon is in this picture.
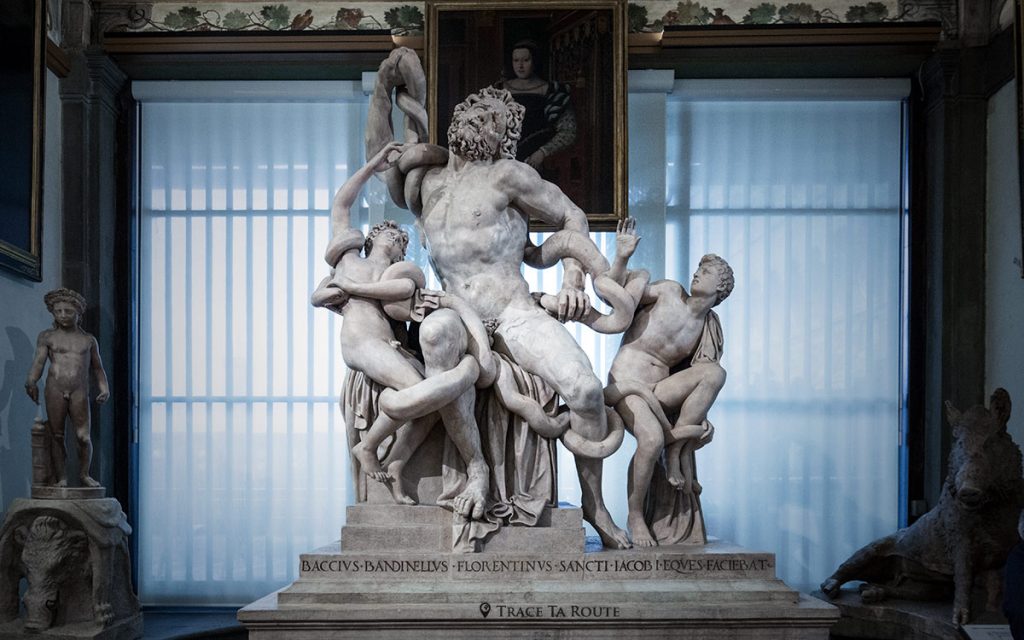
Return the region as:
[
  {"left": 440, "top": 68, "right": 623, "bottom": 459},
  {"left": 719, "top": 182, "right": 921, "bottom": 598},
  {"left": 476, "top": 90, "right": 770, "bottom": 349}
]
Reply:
[{"left": 479, "top": 602, "right": 491, "bottom": 618}]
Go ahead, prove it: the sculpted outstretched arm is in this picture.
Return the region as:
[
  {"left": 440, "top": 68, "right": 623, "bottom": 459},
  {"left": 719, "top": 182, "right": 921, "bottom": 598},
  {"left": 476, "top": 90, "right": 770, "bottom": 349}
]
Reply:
[{"left": 330, "top": 141, "right": 403, "bottom": 238}]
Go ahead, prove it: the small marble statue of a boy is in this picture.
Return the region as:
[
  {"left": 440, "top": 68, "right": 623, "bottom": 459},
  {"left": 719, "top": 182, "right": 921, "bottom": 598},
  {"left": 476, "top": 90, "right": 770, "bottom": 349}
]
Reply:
[{"left": 24, "top": 288, "right": 109, "bottom": 488}]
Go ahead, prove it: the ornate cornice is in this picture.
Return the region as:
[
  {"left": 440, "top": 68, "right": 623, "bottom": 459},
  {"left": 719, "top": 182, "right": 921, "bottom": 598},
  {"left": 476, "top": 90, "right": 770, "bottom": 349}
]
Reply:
[{"left": 89, "top": 0, "right": 947, "bottom": 39}]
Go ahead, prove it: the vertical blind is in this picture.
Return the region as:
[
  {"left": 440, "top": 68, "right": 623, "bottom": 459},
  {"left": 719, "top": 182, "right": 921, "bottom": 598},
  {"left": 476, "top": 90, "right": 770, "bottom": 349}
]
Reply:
[
  {"left": 666, "top": 88, "right": 905, "bottom": 591},
  {"left": 138, "top": 87, "right": 366, "bottom": 604},
  {"left": 137, "top": 80, "right": 906, "bottom": 603}
]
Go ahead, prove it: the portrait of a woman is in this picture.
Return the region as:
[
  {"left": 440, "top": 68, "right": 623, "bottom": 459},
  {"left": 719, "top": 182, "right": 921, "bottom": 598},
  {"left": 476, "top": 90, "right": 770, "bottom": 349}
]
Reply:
[
  {"left": 497, "top": 40, "right": 577, "bottom": 170},
  {"left": 431, "top": 5, "right": 623, "bottom": 223}
]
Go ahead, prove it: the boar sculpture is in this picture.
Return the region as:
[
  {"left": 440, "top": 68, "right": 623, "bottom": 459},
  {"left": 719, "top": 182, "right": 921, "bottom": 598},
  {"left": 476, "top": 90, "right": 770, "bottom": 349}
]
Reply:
[{"left": 821, "top": 388, "right": 1024, "bottom": 625}]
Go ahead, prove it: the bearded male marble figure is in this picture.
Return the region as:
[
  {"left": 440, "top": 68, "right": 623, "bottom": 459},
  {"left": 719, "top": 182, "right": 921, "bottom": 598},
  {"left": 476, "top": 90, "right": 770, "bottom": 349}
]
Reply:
[{"left": 375, "top": 79, "right": 630, "bottom": 547}]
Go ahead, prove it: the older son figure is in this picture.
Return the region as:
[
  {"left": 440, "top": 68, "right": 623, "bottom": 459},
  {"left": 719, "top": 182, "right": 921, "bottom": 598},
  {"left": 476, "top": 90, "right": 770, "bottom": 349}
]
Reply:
[
  {"left": 608, "top": 246, "right": 734, "bottom": 547},
  {"left": 312, "top": 141, "right": 490, "bottom": 516},
  {"left": 25, "top": 288, "right": 110, "bottom": 488}
]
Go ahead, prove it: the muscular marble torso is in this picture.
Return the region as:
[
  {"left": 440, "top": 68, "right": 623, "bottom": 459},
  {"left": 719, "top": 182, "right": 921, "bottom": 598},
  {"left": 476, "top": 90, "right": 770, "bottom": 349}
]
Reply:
[
  {"left": 611, "top": 282, "right": 705, "bottom": 382},
  {"left": 419, "top": 161, "right": 536, "bottom": 320}
]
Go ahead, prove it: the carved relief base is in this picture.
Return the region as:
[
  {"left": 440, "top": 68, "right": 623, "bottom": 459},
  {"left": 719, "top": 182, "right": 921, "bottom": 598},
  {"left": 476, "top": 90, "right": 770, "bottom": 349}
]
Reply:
[{"left": 0, "top": 498, "right": 142, "bottom": 639}]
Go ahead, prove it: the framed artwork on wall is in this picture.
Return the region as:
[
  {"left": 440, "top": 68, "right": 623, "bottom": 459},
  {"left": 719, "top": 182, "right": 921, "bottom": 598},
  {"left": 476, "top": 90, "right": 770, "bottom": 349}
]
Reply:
[
  {"left": 426, "top": 0, "right": 627, "bottom": 230},
  {"left": 1017, "top": 0, "right": 1024, "bottom": 277},
  {"left": 0, "top": 0, "right": 45, "bottom": 281}
]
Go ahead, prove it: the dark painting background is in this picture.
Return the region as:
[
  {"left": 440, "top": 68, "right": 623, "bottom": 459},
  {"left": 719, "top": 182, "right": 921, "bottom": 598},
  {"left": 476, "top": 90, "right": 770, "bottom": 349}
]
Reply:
[
  {"left": 0, "top": 0, "right": 43, "bottom": 280},
  {"left": 436, "top": 8, "right": 615, "bottom": 218}
]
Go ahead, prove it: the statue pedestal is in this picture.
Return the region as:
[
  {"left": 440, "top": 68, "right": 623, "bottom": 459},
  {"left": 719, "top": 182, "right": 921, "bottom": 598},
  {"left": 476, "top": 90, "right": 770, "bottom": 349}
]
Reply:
[
  {"left": 239, "top": 505, "right": 838, "bottom": 638},
  {"left": 31, "top": 486, "right": 106, "bottom": 500},
  {"left": 821, "top": 587, "right": 1009, "bottom": 640},
  {"left": 0, "top": 498, "right": 142, "bottom": 640}
]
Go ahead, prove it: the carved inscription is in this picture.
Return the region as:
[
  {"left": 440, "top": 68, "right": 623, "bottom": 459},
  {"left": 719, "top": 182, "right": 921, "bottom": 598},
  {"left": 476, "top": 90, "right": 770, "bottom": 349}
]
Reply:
[
  {"left": 657, "top": 557, "right": 772, "bottom": 574},
  {"left": 300, "top": 554, "right": 773, "bottom": 578},
  {"left": 301, "top": 559, "right": 449, "bottom": 573}
]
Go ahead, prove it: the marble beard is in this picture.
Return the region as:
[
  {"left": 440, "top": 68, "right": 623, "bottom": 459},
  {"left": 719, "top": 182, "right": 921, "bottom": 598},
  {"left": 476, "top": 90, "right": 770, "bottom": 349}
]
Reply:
[{"left": 312, "top": 47, "right": 735, "bottom": 551}]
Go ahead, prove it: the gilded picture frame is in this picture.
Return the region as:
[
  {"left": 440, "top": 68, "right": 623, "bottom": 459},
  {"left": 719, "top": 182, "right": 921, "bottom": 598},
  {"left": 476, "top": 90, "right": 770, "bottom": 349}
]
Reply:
[
  {"left": 0, "top": 0, "right": 46, "bottom": 281},
  {"left": 1017, "top": 0, "right": 1024, "bottom": 277},
  {"left": 426, "top": 0, "right": 627, "bottom": 230}
]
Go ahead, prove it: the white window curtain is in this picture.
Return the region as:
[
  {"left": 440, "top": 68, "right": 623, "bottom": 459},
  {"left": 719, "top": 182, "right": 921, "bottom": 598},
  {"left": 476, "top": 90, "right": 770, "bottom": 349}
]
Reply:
[
  {"left": 136, "top": 82, "right": 367, "bottom": 604},
  {"left": 666, "top": 80, "right": 907, "bottom": 591}
]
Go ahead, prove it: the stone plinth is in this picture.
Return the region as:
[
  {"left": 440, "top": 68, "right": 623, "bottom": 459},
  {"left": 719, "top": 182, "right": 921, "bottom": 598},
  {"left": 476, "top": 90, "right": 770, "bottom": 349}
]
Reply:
[
  {"left": 32, "top": 486, "right": 106, "bottom": 500},
  {"left": 239, "top": 505, "right": 838, "bottom": 639},
  {"left": 0, "top": 498, "right": 142, "bottom": 639},
  {"left": 821, "top": 588, "right": 1009, "bottom": 640}
]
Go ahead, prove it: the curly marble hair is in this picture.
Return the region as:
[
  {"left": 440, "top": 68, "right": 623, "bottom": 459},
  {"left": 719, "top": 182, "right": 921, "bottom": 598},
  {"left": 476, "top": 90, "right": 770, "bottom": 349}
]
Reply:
[
  {"left": 447, "top": 86, "right": 525, "bottom": 161},
  {"left": 44, "top": 288, "right": 86, "bottom": 328},
  {"left": 698, "top": 254, "right": 735, "bottom": 306},
  {"left": 363, "top": 220, "right": 409, "bottom": 260},
  {"left": 44, "top": 288, "right": 86, "bottom": 315}
]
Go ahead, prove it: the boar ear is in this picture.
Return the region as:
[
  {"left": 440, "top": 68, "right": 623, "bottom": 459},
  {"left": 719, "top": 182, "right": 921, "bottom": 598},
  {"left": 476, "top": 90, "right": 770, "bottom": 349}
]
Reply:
[
  {"left": 13, "top": 526, "right": 28, "bottom": 546},
  {"left": 944, "top": 400, "right": 961, "bottom": 426},
  {"left": 990, "top": 388, "right": 1011, "bottom": 429}
]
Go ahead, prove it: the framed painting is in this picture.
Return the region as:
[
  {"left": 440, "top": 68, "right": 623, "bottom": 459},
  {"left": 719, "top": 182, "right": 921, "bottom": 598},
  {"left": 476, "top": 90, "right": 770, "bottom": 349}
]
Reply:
[
  {"left": 426, "top": 0, "right": 627, "bottom": 230},
  {"left": 1017, "top": 0, "right": 1024, "bottom": 277},
  {"left": 0, "top": 0, "right": 46, "bottom": 281}
]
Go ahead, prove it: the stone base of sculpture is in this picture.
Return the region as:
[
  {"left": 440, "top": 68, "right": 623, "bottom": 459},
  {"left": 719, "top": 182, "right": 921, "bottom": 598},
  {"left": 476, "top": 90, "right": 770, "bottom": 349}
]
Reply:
[
  {"left": 0, "top": 498, "right": 142, "bottom": 639},
  {"left": 239, "top": 504, "right": 838, "bottom": 639},
  {"left": 820, "top": 587, "right": 1009, "bottom": 640},
  {"left": 31, "top": 487, "right": 106, "bottom": 500},
  {"left": 0, "top": 616, "right": 142, "bottom": 640}
]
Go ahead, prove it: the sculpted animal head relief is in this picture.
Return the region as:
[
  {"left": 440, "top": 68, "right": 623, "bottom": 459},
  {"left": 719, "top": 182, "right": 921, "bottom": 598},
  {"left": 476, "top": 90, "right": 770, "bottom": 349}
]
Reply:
[{"left": 17, "top": 516, "right": 89, "bottom": 632}]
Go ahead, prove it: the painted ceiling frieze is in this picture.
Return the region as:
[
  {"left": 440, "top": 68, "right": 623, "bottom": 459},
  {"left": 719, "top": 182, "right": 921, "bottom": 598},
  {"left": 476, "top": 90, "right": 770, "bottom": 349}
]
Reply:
[
  {"left": 121, "top": 2, "right": 426, "bottom": 33},
  {"left": 111, "top": 0, "right": 951, "bottom": 35}
]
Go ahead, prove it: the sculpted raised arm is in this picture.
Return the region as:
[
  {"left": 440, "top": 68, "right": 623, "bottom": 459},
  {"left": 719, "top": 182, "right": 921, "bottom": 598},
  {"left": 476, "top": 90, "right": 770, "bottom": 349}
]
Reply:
[
  {"left": 330, "top": 141, "right": 404, "bottom": 238},
  {"left": 608, "top": 217, "right": 640, "bottom": 285}
]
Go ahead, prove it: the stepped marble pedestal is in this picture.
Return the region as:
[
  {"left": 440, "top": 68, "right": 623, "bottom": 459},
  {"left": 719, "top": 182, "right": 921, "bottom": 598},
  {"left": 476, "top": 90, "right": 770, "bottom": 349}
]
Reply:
[{"left": 239, "top": 504, "right": 838, "bottom": 639}]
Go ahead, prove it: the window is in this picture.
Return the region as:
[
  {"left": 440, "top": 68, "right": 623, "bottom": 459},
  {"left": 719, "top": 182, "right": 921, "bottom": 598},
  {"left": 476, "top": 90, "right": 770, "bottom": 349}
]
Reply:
[
  {"left": 136, "top": 82, "right": 367, "bottom": 603},
  {"left": 666, "top": 80, "right": 908, "bottom": 590}
]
